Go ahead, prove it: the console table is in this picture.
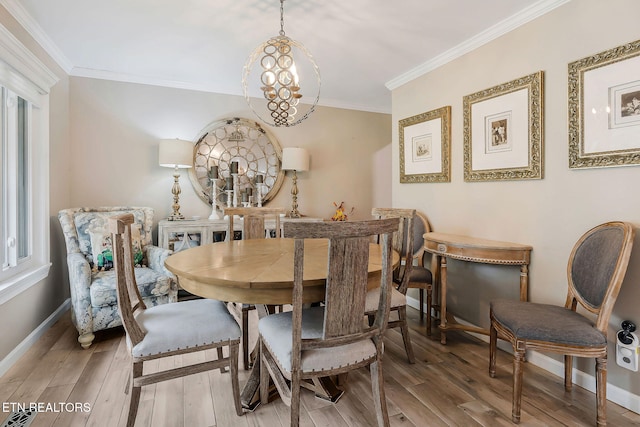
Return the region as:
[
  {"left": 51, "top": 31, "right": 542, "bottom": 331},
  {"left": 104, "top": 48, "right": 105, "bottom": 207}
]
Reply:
[
  {"left": 158, "top": 217, "right": 322, "bottom": 252},
  {"left": 423, "top": 232, "right": 532, "bottom": 344}
]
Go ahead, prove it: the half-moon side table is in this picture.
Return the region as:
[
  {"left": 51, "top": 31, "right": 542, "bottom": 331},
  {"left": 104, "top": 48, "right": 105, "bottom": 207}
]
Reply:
[{"left": 423, "top": 232, "right": 532, "bottom": 345}]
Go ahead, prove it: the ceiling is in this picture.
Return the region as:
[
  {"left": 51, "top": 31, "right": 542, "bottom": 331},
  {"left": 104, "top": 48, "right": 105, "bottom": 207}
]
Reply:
[{"left": 5, "top": 0, "right": 565, "bottom": 114}]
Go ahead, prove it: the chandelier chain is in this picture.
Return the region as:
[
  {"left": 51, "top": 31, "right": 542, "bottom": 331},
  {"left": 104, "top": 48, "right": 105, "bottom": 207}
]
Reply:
[{"left": 279, "top": 0, "right": 285, "bottom": 36}]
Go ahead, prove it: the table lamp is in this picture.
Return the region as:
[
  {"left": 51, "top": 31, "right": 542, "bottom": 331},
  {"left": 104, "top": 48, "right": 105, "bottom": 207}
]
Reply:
[
  {"left": 281, "top": 147, "right": 309, "bottom": 218},
  {"left": 159, "top": 139, "right": 193, "bottom": 220}
]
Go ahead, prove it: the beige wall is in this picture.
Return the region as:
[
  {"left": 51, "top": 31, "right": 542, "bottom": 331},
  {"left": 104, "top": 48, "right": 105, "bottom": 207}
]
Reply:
[
  {"left": 392, "top": 0, "right": 640, "bottom": 399},
  {"left": 68, "top": 77, "right": 391, "bottom": 227}
]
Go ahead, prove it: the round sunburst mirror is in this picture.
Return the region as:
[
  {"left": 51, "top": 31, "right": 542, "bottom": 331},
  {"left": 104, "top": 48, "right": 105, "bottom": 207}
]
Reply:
[{"left": 188, "top": 117, "right": 285, "bottom": 209}]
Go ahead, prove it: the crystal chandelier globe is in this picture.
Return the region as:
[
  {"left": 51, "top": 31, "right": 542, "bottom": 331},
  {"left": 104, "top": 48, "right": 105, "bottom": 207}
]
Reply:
[{"left": 242, "top": 0, "right": 320, "bottom": 127}]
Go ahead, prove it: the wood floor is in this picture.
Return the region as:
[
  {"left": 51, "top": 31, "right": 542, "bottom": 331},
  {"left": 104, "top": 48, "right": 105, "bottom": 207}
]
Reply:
[{"left": 1, "top": 307, "right": 639, "bottom": 427}]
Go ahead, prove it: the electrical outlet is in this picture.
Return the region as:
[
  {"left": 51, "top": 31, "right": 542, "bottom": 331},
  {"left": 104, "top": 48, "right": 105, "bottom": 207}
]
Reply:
[{"left": 616, "top": 321, "right": 639, "bottom": 372}]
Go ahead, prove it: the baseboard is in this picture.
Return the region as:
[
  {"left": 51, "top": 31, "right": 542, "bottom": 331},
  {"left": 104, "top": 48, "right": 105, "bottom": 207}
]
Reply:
[
  {"left": 406, "top": 295, "right": 640, "bottom": 414},
  {"left": 0, "top": 298, "right": 70, "bottom": 377}
]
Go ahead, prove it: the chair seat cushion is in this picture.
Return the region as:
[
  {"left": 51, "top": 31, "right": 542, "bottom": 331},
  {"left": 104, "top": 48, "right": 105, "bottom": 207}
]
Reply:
[
  {"left": 132, "top": 299, "right": 241, "bottom": 357},
  {"left": 90, "top": 267, "right": 171, "bottom": 308},
  {"left": 409, "top": 266, "right": 432, "bottom": 285},
  {"left": 491, "top": 299, "right": 606, "bottom": 347},
  {"left": 259, "top": 306, "right": 377, "bottom": 374},
  {"left": 364, "top": 287, "right": 406, "bottom": 312}
]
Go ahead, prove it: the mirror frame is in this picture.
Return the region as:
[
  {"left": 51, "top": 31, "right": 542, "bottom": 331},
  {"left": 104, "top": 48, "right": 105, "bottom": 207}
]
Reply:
[{"left": 188, "top": 117, "right": 285, "bottom": 209}]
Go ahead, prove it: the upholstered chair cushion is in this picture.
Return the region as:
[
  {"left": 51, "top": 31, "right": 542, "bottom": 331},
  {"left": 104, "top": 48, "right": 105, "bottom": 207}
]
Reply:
[
  {"left": 364, "top": 287, "right": 406, "bottom": 312},
  {"left": 90, "top": 267, "right": 172, "bottom": 308},
  {"left": 409, "top": 265, "right": 432, "bottom": 284},
  {"left": 259, "top": 306, "right": 377, "bottom": 374},
  {"left": 491, "top": 299, "right": 606, "bottom": 347},
  {"left": 132, "top": 299, "right": 241, "bottom": 358},
  {"left": 571, "top": 227, "right": 624, "bottom": 308}
]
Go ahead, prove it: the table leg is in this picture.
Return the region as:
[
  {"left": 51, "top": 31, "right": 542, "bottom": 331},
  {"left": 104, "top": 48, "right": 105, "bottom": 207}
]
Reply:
[
  {"left": 520, "top": 264, "right": 529, "bottom": 301},
  {"left": 439, "top": 256, "right": 448, "bottom": 345}
]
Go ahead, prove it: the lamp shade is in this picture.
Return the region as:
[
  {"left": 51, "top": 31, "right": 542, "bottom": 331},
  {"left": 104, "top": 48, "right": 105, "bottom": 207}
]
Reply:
[
  {"left": 159, "top": 139, "right": 193, "bottom": 168},
  {"left": 281, "top": 147, "right": 309, "bottom": 172}
]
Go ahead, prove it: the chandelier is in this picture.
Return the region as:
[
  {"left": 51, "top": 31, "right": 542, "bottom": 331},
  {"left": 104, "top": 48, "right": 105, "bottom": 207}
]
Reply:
[{"left": 242, "top": 0, "right": 320, "bottom": 127}]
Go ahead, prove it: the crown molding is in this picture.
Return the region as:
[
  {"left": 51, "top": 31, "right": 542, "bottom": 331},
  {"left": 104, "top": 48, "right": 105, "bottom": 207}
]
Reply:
[
  {"left": 0, "top": 0, "right": 73, "bottom": 73},
  {"left": 385, "top": 0, "right": 570, "bottom": 91}
]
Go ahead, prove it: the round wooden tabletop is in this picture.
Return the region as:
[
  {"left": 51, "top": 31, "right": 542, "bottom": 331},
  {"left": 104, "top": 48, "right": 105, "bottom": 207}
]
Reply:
[{"left": 164, "top": 238, "right": 397, "bottom": 305}]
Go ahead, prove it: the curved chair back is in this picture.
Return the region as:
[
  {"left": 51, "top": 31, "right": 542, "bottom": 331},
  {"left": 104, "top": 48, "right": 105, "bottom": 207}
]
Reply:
[{"left": 566, "top": 221, "right": 635, "bottom": 332}]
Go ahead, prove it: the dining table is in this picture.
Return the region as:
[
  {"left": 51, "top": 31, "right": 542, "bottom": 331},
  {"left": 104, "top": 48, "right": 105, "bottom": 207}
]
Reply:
[{"left": 164, "top": 237, "right": 399, "bottom": 411}]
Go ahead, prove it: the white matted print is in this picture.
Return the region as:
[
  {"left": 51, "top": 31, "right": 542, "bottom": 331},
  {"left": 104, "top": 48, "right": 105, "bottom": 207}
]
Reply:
[
  {"left": 463, "top": 71, "right": 544, "bottom": 182},
  {"left": 471, "top": 88, "right": 529, "bottom": 171},
  {"left": 399, "top": 106, "right": 451, "bottom": 183},
  {"left": 569, "top": 39, "right": 640, "bottom": 168}
]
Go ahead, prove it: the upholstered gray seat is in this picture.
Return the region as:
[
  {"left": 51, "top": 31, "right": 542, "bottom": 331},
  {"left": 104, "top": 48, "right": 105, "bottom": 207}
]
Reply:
[
  {"left": 259, "top": 306, "right": 376, "bottom": 373},
  {"left": 489, "top": 221, "right": 635, "bottom": 427},
  {"left": 132, "top": 299, "right": 241, "bottom": 358},
  {"left": 490, "top": 300, "right": 606, "bottom": 347}
]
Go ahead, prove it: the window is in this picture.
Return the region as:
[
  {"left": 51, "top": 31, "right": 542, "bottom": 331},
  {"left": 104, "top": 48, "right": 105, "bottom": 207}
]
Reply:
[
  {"left": 0, "top": 23, "right": 58, "bottom": 302},
  {"left": 2, "top": 88, "right": 31, "bottom": 270}
]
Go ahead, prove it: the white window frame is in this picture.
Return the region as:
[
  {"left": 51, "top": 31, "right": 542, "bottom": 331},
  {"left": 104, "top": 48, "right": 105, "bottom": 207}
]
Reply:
[{"left": 0, "top": 23, "right": 58, "bottom": 304}]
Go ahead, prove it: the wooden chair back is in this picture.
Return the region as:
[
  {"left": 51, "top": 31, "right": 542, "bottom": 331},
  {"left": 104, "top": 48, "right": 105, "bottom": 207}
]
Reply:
[
  {"left": 371, "top": 208, "right": 416, "bottom": 294},
  {"left": 283, "top": 218, "right": 399, "bottom": 350},
  {"left": 108, "top": 213, "right": 147, "bottom": 347},
  {"left": 412, "top": 210, "right": 432, "bottom": 263},
  {"left": 565, "top": 221, "right": 635, "bottom": 333},
  {"left": 223, "top": 207, "right": 286, "bottom": 241}
]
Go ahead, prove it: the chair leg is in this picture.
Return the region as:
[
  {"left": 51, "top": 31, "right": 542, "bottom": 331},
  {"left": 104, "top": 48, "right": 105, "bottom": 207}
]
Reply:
[
  {"left": 512, "top": 348, "right": 526, "bottom": 424},
  {"left": 418, "top": 288, "right": 424, "bottom": 321},
  {"left": 489, "top": 321, "right": 497, "bottom": 378},
  {"left": 596, "top": 357, "right": 607, "bottom": 427},
  {"left": 290, "top": 372, "right": 302, "bottom": 427},
  {"left": 217, "top": 347, "right": 227, "bottom": 373},
  {"left": 370, "top": 358, "right": 390, "bottom": 427},
  {"left": 260, "top": 341, "right": 270, "bottom": 406},
  {"left": 229, "top": 342, "right": 243, "bottom": 416},
  {"left": 426, "top": 285, "right": 432, "bottom": 336},
  {"left": 398, "top": 306, "right": 416, "bottom": 364},
  {"left": 564, "top": 355, "right": 573, "bottom": 391},
  {"left": 242, "top": 308, "right": 250, "bottom": 370},
  {"left": 126, "top": 362, "right": 143, "bottom": 427}
]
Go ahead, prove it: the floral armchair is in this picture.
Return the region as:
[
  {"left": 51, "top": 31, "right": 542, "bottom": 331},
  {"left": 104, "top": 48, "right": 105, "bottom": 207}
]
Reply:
[{"left": 58, "top": 207, "right": 177, "bottom": 349}]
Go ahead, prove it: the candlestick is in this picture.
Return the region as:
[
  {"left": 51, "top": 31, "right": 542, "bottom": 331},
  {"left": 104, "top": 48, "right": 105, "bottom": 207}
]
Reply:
[
  {"left": 230, "top": 161, "right": 238, "bottom": 174},
  {"left": 232, "top": 173, "right": 239, "bottom": 207},
  {"left": 208, "top": 177, "right": 220, "bottom": 220}
]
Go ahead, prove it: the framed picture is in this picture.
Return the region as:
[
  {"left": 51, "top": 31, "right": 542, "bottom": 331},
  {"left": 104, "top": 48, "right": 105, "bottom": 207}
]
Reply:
[
  {"left": 463, "top": 71, "right": 544, "bottom": 181},
  {"left": 568, "top": 39, "right": 640, "bottom": 169},
  {"left": 399, "top": 106, "right": 451, "bottom": 183}
]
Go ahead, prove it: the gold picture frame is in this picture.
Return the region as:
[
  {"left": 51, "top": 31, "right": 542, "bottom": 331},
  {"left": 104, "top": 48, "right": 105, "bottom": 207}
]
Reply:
[
  {"left": 463, "top": 71, "right": 544, "bottom": 182},
  {"left": 399, "top": 106, "right": 451, "bottom": 183},
  {"left": 568, "top": 39, "right": 640, "bottom": 169}
]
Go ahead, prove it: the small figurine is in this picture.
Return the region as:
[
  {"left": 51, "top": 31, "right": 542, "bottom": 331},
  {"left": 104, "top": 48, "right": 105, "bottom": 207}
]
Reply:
[{"left": 331, "top": 201, "right": 354, "bottom": 221}]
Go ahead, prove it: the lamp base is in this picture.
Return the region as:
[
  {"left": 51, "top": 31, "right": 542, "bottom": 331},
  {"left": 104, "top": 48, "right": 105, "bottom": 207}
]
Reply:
[{"left": 167, "top": 213, "right": 185, "bottom": 221}]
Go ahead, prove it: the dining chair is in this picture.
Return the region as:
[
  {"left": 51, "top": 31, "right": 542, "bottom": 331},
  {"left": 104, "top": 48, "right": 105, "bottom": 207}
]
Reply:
[
  {"left": 224, "top": 206, "right": 286, "bottom": 241},
  {"left": 108, "top": 214, "right": 244, "bottom": 426},
  {"left": 223, "top": 206, "right": 287, "bottom": 370},
  {"left": 366, "top": 207, "right": 416, "bottom": 363},
  {"left": 489, "top": 221, "right": 635, "bottom": 426},
  {"left": 259, "top": 218, "right": 399, "bottom": 427},
  {"left": 408, "top": 210, "right": 439, "bottom": 335}
]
